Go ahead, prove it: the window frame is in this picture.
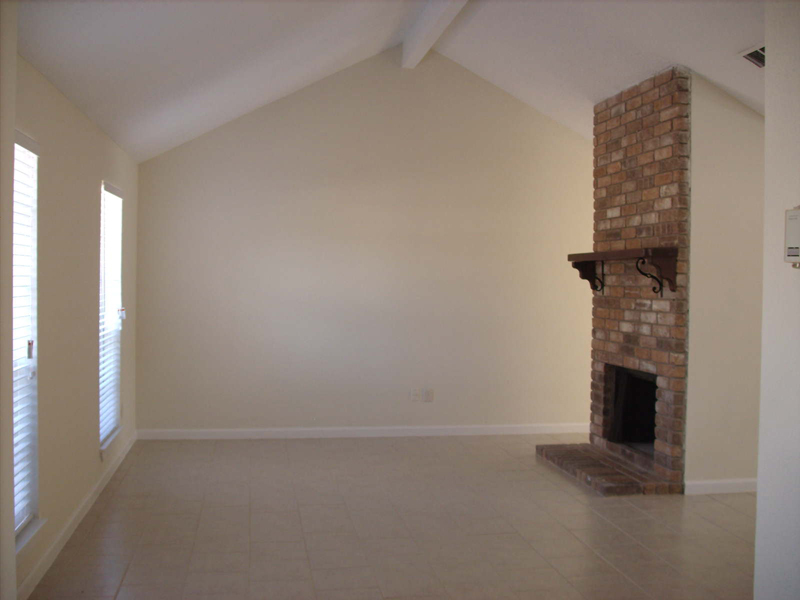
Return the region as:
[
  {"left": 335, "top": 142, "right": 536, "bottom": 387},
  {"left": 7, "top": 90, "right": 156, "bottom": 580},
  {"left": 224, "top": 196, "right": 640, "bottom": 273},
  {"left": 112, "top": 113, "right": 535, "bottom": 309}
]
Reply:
[
  {"left": 98, "top": 182, "right": 124, "bottom": 451},
  {"left": 12, "top": 130, "right": 41, "bottom": 546}
]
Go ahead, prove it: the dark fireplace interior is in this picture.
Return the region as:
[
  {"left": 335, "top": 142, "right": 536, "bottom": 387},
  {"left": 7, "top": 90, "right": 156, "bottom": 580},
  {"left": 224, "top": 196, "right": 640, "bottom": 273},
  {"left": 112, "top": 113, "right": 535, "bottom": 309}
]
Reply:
[{"left": 608, "top": 367, "right": 657, "bottom": 456}]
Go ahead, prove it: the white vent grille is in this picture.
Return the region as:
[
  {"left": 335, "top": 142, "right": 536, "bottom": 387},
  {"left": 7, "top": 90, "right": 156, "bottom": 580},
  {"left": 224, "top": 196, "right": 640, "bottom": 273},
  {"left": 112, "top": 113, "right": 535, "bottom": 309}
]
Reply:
[{"left": 741, "top": 45, "right": 765, "bottom": 68}]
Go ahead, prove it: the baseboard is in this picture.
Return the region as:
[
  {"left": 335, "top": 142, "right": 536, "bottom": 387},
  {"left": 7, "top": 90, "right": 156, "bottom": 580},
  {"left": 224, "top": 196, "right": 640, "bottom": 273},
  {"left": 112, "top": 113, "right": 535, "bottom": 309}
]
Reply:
[
  {"left": 684, "top": 478, "right": 758, "bottom": 495},
  {"left": 17, "top": 434, "right": 137, "bottom": 600},
  {"left": 137, "top": 423, "right": 589, "bottom": 440}
]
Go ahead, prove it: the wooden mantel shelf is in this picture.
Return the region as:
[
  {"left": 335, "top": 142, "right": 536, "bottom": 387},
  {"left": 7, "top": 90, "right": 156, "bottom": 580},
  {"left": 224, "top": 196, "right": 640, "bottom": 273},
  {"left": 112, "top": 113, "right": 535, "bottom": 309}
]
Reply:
[{"left": 568, "top": 247, "right": 678, "bottom": 295}]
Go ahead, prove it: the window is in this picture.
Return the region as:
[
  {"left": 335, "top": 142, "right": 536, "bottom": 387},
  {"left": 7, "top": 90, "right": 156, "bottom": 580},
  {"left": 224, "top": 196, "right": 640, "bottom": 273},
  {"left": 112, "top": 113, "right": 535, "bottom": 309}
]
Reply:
[
  {"left": 12, "top": 133, "right": 39, "bottom": 535},
  {"left": 99, "top": 183, "right": 123, "bottom": 447}
]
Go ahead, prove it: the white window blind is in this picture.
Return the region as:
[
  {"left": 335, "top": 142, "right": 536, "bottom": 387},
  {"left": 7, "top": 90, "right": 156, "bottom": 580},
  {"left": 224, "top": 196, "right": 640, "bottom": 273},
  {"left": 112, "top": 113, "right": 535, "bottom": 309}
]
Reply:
[
  {"left": 13, "top": 134, "right": 39, "bottom": 534},
  {"left": 99, "top": 183, "right": 123, "bottom": 447}
]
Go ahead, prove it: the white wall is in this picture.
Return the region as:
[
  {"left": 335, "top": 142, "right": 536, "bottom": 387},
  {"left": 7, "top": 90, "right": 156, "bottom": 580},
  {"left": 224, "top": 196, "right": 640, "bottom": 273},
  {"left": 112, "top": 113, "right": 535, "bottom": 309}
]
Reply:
[
  {"left": 685, "top": 75, "right": 764, "bottom": 491},
  {"left": 137, "top": 49, "right": 593, "bottom": 434},
  {"left": 13, "top": 57, "right": 138, "bottom": 593},
  {"left": 755, "top": 3, "right": 800, "bottom": 598}
]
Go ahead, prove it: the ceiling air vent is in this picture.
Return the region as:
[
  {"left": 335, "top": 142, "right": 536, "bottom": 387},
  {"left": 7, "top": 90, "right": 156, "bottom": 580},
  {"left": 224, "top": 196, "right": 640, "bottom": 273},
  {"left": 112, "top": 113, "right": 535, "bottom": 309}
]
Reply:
[{"left": 741, "top": 45, "right": 765, "bottom": 68}]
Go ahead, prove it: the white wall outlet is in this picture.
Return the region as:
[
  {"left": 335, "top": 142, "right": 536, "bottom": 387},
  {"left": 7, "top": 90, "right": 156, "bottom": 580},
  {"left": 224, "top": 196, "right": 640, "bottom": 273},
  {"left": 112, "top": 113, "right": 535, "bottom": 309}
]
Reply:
[
  {"left": 411, "top": 388, "right": 434, "bottom": 403},
  {"left": 786, "top": 208, "right": 800, "bottom": 264}
]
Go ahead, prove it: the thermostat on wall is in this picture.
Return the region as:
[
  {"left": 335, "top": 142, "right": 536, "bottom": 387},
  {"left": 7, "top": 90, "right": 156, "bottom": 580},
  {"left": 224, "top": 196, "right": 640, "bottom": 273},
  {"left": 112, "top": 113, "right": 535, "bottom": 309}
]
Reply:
[{"left": 786, "top": 208, "right": 800, "bottom": 265}]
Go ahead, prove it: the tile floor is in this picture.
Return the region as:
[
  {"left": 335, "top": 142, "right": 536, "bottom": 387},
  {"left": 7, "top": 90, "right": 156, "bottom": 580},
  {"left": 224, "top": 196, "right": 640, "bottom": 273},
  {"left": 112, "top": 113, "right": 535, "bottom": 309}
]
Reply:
[{"left": 30, "top": 433, "right": 756, "bottom": 599}]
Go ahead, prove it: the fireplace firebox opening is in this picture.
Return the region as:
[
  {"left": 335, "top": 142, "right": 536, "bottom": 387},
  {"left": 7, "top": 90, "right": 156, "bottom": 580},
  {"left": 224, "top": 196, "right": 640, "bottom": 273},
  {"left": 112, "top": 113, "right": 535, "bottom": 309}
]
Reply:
[{"left": 608, "top": 366, "right": 657, "bottom": 456}]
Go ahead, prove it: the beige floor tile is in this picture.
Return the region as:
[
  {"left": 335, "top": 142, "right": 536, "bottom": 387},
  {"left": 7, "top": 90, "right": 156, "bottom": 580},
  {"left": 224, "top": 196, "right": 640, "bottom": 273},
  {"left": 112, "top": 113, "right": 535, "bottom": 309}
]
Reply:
[
  {"left": 402, "top": 512, "right": 462, "bottom": 540},
  {"left": 507, "top": 514, "right": 567, "bottom": 536},
  {"left": 146, "top": 494, "right": 204, "bottom": 516},
  {"left": 710, "top": 493, "right": 757, "bottom": 517},
  {"left": 431, "top": 560, "right": 502, "bottom": 585},
  {"left": 475, "top": 533, "right": 549, "bottom": 569},
  {"left": 139, "top": 514, "right": 198, "bottom": 545},
  {"left": 194, "top": 524, "right": 251, "bottom": 554},
  {"left": 250, "top": 510, "right": 304, "bottom": 542},
  {"left": 200, "top": 504, "right": 251, "bottom": 526},
  {"left": 66, "top": 533, "right": 140, "bottom": 559},
  {"left": 443, "top": 581, "right": 519, "bottom": 599},
  {"left": 350, "top": 509, "right": 412, "bottom": 539},
  {"left": 374, "top": 564, "right": 446, "bottom": 598},
  {"left": 89, "top": 518, "right": 146, "bottom": 542},
  {"left": 513, "top": 585, "right": 583, "bottom": 600},
  {"left": 204, "top": 481, "right": 251, "bottom": 506},
  {"left": 456, "top": 515, "right": 517, "bottom": 535},
  {"left": 493, "top": 565, "right": 571, "bottom": 592},
  {"left": 567, "top": 575, "right": 651, "bottom": 600},
  {"left": 122, "top": 559, "right": 189, "bottom": 586},
  {"left": 633, "top": 570, "right": 717, "bottom": 600},
  {"left": 295, "top": 480, "right": 346, "bottom": 506},
  {"left": 249, "top": 579, "right": 317, "bottom": 599},
  {"left": 250, "top": 556, "right": 312, "bottom": 581},
  {"left": 549, "top": 554, "right": 618, "bottom": 579},
  {"left": 382, "top": 597, "right": 448, "bottom": 600},
  {"left": 416, "top": 536, "right": 484, "bottom": 566},
  {"left": 611, "top": 517, "right": 675, "bottom": 538},
  {"left": 249, "top": 460, "right": 294, "bottom": 482},
  {"left": 183, "top": 571, "right": 249, "bottom": 596},
  {"left": 28, "top": 589, "right": 114, "bottom": 600},
  {"left": 362, "top": 537, "right": 429, "bottom": 569},
  {"left": 312, "top": 566, "right": 378, "bottom": 590},
  {"left": 251, "top": 540, "right": 308, "bottom": 561},
  {"left": 300, "top": 505, "right": 357, "bottom": 535},
  {"left": 197, "top": 516, "right": 250, "bottom": 537},
  {"left": 250, "top": 480, "right": 297, "bottom": 511},
  {"left": 307, "top": 533, "right": 370, "bottom": 569},
  {"left": 570, "top": 523, "right": 640, "bottom": 548},
  {"left": 48, "top": 552, "right": 130, "bottom": 576},
  {"left": 36, "top": 563, "right": 127, "bottom": 597},
  {"left": 553, "top": 511, "right": 615, "bottom": 532},
  {"left": 527, "top": 532, "right": 596, "bottom": 559},
  {"left": 31, "top": 438, "right": 758, "bottom": 600},
  {"left": 315, "top": 589, "right": 383, "bottom": 600},
  {"left": 116, "top": 585, "right": 184, "bottom": 600},
  {"left": 190, "top": 551, "right": 250, "bottom": 573}
]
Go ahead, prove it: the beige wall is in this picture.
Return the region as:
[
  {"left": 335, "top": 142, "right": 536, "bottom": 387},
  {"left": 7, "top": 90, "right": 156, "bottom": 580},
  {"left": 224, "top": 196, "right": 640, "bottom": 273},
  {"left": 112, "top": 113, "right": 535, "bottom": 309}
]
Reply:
[
  {"left": 1, "top": 4, "right": 19, "bottom": 597},
  {"left": 137, "top": 49, "right": 593, "bottom": 433},
  {"left": 14, "top": 57, "right": 138, "bottom": 589},
  {"left": 755, "top": 3, "right": 800, "bottom": 597},
  {"left": 685, "top": 75, "right": 764, "bottom": 487}
]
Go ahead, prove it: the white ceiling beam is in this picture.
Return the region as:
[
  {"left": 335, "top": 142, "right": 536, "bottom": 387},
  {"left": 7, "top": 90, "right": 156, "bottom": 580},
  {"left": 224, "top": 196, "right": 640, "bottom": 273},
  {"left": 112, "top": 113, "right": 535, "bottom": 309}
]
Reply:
[{"left": 402, "top": 0, "right": 468, "bottom": 69}]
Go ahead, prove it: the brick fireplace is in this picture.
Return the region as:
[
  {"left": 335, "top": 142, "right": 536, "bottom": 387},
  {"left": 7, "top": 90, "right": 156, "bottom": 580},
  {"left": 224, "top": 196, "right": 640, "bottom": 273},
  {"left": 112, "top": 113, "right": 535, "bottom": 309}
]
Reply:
[{"left": 538, "top": 67, "right": 690, "bottom": 495}]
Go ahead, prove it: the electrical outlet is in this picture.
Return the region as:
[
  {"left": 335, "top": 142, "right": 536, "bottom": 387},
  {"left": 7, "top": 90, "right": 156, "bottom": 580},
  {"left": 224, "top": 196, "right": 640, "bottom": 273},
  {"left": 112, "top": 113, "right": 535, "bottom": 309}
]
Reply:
[{"left": 411, "top": 388, "right": 434, "bottom": 403}]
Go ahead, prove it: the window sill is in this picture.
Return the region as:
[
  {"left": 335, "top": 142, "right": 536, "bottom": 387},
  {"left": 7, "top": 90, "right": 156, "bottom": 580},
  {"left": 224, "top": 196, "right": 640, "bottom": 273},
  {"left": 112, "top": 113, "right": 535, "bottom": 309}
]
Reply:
[
  {"left": 99, "top": 427, "right": 121, "bottom": 461},
  {"left": 16, "top": 517, "right": 46, "bottom": 553}
]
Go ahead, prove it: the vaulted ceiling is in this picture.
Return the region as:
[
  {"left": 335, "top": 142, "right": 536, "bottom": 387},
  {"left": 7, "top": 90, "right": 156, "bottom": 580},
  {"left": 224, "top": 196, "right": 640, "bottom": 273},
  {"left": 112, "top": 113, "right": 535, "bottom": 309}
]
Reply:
[{"left": 17, "top": 1, "right": 765, "bottom": 162}]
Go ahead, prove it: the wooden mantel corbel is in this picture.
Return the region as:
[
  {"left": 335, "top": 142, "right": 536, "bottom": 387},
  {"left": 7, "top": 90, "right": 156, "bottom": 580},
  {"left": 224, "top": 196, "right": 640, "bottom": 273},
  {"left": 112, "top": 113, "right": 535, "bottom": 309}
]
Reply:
[{"left": 568, "top": 247, "right": 679, "bottom": 296}]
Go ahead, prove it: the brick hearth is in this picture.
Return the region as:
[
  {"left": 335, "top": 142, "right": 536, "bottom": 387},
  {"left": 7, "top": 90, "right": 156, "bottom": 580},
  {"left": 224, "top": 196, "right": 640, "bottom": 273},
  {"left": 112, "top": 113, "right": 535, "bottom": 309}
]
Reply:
[{"left": 536, "top": 444, "right": 684, "bottom": 496}]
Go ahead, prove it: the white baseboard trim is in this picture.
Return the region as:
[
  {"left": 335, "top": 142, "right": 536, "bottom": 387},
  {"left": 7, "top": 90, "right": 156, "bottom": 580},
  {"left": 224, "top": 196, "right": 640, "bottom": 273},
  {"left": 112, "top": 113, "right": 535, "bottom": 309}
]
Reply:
[
  {"left": 684, "top": 478, "right": 758, "bottom": 495},
  {"left": 138, "top": 423, "right": 589, "bottom": 440},
  {"left": 17, "top": 434, "right": 137, "bottom": 600}
]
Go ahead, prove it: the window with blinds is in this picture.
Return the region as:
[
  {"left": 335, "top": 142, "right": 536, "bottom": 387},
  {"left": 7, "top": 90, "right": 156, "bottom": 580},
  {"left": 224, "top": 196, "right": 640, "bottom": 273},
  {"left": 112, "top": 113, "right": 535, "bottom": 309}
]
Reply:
[
  {"left": 13, "top": 134, "right": 39, "bottom": 534},
  {"left": 99, "top": 183, "right": 123, "bottom": 447}
]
